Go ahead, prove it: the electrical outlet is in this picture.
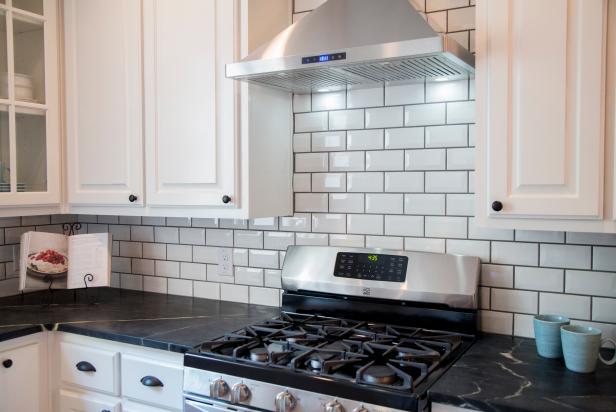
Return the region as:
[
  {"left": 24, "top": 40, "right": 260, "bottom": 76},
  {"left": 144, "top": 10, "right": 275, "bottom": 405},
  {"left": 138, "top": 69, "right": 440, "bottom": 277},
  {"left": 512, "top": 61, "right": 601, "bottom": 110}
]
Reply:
[{"left": 217, "top": 247, "right": 234, "bottom": 277}]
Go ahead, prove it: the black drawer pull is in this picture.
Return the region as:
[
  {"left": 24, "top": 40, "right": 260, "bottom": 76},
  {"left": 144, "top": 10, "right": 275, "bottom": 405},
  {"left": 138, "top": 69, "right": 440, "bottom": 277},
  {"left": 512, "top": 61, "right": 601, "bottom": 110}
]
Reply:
[
  {"left": 2, "top": 359, "right": 12, "bottom": 368},
  {"left": 141, "top": 375, "right": 164, "bottom": 387},
  {"left": 76, "top": 361, "right": 96, "bottom": 372}
]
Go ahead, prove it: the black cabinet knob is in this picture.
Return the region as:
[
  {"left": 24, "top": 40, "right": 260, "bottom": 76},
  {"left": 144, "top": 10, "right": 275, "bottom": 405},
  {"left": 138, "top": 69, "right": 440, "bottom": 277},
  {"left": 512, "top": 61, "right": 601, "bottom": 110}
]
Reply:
[
  {"left": 76, "top": 361, "right": 96, "bottom": 372},
  {"left": 128, "top": 194, "right": 138, "bottom": 203},
  {"left": 222, "top": 195, "right": 231, "bottom": 204},
  {"left": 491, "top": 201, "right": 503, "bottom": 212},
  {"left": 140, "top": 375, "right": 164, "bottom": 387},
  {"left": 2, "top": 359, "right": 12, "bottom": 368}
]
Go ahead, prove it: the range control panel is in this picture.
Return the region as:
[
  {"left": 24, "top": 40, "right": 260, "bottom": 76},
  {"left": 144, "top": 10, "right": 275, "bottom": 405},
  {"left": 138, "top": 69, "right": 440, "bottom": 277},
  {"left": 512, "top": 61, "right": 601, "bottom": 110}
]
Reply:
[{"left": 334, "top": 252, "right": 408, "bottom": 282}]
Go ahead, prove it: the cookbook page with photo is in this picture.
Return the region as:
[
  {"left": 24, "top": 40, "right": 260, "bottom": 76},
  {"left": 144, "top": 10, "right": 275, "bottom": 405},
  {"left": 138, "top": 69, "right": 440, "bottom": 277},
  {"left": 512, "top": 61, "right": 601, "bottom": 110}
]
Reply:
[
  {"left": 67, "top": 233, "right": 111, "bottom": 289},
  {"left": 19, "top": 231, "right": 69, "bottom": 291}
]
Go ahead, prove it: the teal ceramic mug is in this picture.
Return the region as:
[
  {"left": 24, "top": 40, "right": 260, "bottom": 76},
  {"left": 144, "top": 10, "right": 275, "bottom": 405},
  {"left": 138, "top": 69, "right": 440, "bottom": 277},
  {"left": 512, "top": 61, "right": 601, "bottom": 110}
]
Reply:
[
  {"left": 533, "top": 314, "right": 570, "bottom": 358},
  {"left": 560, "top": 325, "right": 616, "bottom": 373}
]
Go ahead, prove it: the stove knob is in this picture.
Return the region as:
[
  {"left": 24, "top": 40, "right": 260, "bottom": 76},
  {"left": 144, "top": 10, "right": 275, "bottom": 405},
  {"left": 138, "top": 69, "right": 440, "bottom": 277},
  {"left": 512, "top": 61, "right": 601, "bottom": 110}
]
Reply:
[
  {"left": 325, "top": 400, "right": 345, "bottom": 412},
  {"left": 210, "top": 379, "right": 229, "bottom": 399},
  {"left": 231, "top": 383, "right": 251, "bottom": 403},
  {"left": 352, "top": 408, "right": 369, "bottom": 412},
  {"left": 275, "top": 391, "right": 296, "bottom": 411}
]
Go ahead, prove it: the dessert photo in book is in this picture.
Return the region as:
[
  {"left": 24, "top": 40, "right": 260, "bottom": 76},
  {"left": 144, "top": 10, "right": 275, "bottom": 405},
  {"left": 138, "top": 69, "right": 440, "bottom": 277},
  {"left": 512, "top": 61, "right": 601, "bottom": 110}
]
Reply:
[{"left": 19, "top": 231, "right": 111, "bottom": 292}]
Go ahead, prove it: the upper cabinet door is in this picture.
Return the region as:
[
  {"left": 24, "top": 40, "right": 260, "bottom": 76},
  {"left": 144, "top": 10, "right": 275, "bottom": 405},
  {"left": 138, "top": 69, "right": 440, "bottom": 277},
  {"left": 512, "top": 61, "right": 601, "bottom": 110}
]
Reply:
[
  {"left": 0, "top": 0, "right": 60, "bottom": 208},
  {"left": 64, "top": 0, "right": 144, "bottom": 206},
  {"left": 143, "top": 0, "right": 236, "bottom": 207},
  {"left": 477, "top": 0, "right": 607, "bottom": 219}
]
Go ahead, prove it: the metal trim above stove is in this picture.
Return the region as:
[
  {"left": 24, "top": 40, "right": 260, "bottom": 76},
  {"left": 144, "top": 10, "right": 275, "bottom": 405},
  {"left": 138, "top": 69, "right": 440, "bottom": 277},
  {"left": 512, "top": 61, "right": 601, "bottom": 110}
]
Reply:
[{"left": 281, "top": 246, "right": 480, "bottom": 310}]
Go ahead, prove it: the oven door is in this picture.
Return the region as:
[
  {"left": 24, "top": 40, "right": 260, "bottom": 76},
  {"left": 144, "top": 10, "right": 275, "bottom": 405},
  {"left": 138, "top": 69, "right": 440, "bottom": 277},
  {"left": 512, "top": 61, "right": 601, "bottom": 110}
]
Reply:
[{"left": 184, "top": 396, "right": 260, "bottom": 412}]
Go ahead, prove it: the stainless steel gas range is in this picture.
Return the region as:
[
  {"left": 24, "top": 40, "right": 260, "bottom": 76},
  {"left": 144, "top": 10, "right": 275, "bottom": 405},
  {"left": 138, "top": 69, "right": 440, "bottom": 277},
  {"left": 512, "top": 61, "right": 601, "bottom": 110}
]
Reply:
[{"left": 183, "top": 246, "right": 480, "bottom": 412}]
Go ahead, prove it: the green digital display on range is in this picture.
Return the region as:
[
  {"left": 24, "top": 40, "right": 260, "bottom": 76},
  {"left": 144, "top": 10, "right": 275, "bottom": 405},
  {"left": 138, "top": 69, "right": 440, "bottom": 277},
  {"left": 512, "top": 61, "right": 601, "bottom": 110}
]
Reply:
[
  {"left": 334, "top": 252, "right": 408, "bottom": 282},
  {"left": 367, "top": 255, "right": 378, "bottom": 262}
]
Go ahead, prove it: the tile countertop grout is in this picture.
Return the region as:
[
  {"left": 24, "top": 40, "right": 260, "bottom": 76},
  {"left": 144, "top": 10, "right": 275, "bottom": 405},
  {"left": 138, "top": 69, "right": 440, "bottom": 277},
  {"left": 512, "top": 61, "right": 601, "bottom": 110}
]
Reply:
[{"left": 1, "top": 289, "right": 615, "bottom": 412}]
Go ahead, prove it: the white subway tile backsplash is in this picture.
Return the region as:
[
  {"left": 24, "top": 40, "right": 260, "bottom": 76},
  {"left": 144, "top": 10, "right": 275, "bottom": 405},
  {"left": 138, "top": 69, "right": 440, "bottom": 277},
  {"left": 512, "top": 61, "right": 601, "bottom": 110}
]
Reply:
[
  {"left": 194, "top": 281, "right": 220, "bottom": 300},
  {"left": 330, "top": 151, "right": 365, "bottom": 171},
  {"left": 491, "top": 289, "right": 537, "bottom": 314},
  {"left": 221, "top": 283, "right": 249, "bottom": 303},
  {"left": 167, "top": 244, "right": 192, "bottom": 262},
  {"left": 235, "top": 267, "right": 264, "bottom": 286},
  {"left": 143, "top": 276, "right": 167, "bottom": 294},
  {"left": 481, "top": 264, "right": 513, "bottom": 288},
  {"left": 295, "top": 111, "right": 328, "bottom": 132},
  {"left": 540, "top": 293, "right": 591, "bottom": 320},
  {"left": 447, "top": 239, "right": 490, "bottom": 261},
  {"left": 426, "top": 79, "right": 468, "bottom": 102},
  {"left": 294, "top": 174, "right": 311, "bottom": 192},
  {"left": 312, "top": 131, "right": 346, "bottom": 152},
  {"left": 516, "top": 230, "right": 565, "bottom": 244},
  {"left": 365, "top": 150, "right": 404, "bottom": 171},
  {"left": 295, "top": 153, "right": 328, "bottom": 172},
  {"left": 179, "top": 228, "right": 206, "bottom": 245},
  {"left": 143, "top": 243, "right": 166, "bottom": 260},
  {"left": 193, "top": 246, "right": 218, "bottom": 264},
  {"left": 446, "top": 101, "right": 475, "bottom": 124},
  {"left": 234, "top": 249, "right": 249, "bottom": 266},
  {"left": 220, "top": 219, "right": 248, "bottom": 230},
  {"left": 293, "top": 93, "right": 311, "bottom": 112},
  {"left": 366, "top": 107, "right": 404, "bottom": 129},
  {"left": 206, "top": 229, "right": 234, "bottom": 247},
  {"left": 468, "top": 218, "right": 514, "bottom": 241},
  {"left": 250, "top": 287, "right": 280, "bottom": 307},
  {"left": 312, "top": 173, "right": 346, "bottom": 192},
  {"left": 405, "top": 103, "right": 446, "bottom": 126},
  {"left": 249, "top": 250, "right": 279, "bottom": 269},
  {"left": 516, "top": 267, "right": 563, "bottom": 292},
  {"left": 425, "top": 216, "right": 467, "bottom": 239},
  {"left": 347, "top": 214, "right": 384, "bottom": 235},
  {"left": 312, "top": 214, "right": 346, "bottom": 233},
  {"left": 347, "top": 172, "right": 383, "bottom": 192},
  {"left": 329, "top": 193, "right": 365, "bottom": 213},
  {"left": 264, "top": 269, "right": 282, "bottom": 288},
  {"left": 296, "top": 232, "right": 329, "bottom": 246},
  {"left": 404, "top": 194, "right": 445, "bottom": 215},
  {"left": 347, "top": 129, "right": 384, "bottom": 150},
  {"left": 312, "top": 90, "right": 346, "bottom": 111},
  {"left": 347, "top": 85, "right": 384, "bottom": 108},
  {"left": 425, "top": 125, "right": 467, "bottom": 148},
  {"left": 384, "top": 215, "right": 424, "bottom": 237},
  {"left": 567, "top": 232, "right": 616, "bottom": 246},
  {"left": 264, "top": 232, "right": 295, "bottom": 251},
  {"left": 279, "top": 214, "right": 311, "bottom": 232},
  {"left": 168, "top": 278, "right": 193, "bottom": 297},
  {"left": 446, "top": 147, "right": 475, "bottom": 170},
  {"left": 329, "top": 234, "right": 365, "bottom": 247},
  {"left": 491, "top": 242, "right": 538, "bottom": 266},
  {"left": 513, "top": 314, "right": 535, "bottom": 338},
  {"left": 565, "top": 270, "right": 616, "bottom": 298},
  {"left": 593, "top": 247, "right": 616, "bottom": 272},
  {"left": 405, "top": 149, "right": 446, "bottom": 170},
  {"left": 234, "top": 231, "right": 263, "bottom": 249},
  {"left": 250, "top": 218, "right": 278, "bottom": 231},
  {"left": 131, "top": 226, "right": 153, "bottom": 242},
  {"left": 384, "top": 127, "right": 424, "bottom": 149},
  {"left": 425, "top": 171, "right": 467, "bottom": 193},
  {"left": 480, "top": 310, "right": 513, "bottom": 335},
  {"left": 540, "top": 244, "right": 591, "bottom": 270},
  {"left": 592, "top": 297, "right": 616, "bottom": 323},
  {"left": 385, "top": 81, "right": 425, "bottom": 106},
  {"left": 385, "top": 172, "right": 424, "bottom": 193},
  {"left": 448, "top": 6, "right": 475, "bottom": 31},
  {"left": 446, "top": 194, "right": 474, "bottom": 216},
  {"left": 366, "top": 194, "right": 404, "bottom": 214},
  {"left": 295, "top": 193, "right": 328, "bottom": 212},
  {"left": 156, "top": 260, "right": 179, "bottom": 278},
  {"left": 365, "top": 236, "right": 404, "bottom": 250},
  {"left": 293, "top": 133, "right": 311, "bottom": 152},
  {"left": 426, "top": 0, "right": 467, "bottom": 12},
  {"left": 404, "top": 237, "right": 445, "bottom": 253},
  {"left": 180, "top": 262, "right": 207, "bottom": 281},
  {"left": 329, "top": 109, "right": 364, "bottom": 130}
]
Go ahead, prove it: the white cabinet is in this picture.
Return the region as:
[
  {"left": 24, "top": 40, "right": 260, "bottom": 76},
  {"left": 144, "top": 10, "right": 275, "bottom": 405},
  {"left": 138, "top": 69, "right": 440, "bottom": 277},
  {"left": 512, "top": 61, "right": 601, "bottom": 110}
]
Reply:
[
  {"left": 0, "top": 332, "right": 48, "bottom": 412},
  {"left": 0, "top": 0, "right": 61, "bottom": 216},
  {"left": 65, "top": 0, "right": 293, "bottom": 218},
  {"left": 476, "top": 0, "right": 616, "bottom": 232},
  {"left": 59, "top": 389, "right": 121, "bottom": 412},
  {"left": 64, "top": 0, "right": 143, "bottom": 207},
  {"left": 52, "top": 332, "right": 184, "bottom": 412}
]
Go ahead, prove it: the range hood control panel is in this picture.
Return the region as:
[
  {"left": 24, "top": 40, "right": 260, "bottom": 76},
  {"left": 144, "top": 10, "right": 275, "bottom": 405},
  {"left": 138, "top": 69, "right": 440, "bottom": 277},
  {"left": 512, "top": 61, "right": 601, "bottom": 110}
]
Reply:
[{"left": 302, "top": 52, "right": 346, "bottom": 64}]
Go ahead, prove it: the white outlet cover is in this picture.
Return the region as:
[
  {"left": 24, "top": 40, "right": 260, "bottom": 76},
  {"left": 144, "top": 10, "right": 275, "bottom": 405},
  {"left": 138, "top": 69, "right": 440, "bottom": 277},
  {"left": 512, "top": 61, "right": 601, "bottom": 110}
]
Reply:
[{"left": 217, "top": 247, "right": 234, "bottom": 277}]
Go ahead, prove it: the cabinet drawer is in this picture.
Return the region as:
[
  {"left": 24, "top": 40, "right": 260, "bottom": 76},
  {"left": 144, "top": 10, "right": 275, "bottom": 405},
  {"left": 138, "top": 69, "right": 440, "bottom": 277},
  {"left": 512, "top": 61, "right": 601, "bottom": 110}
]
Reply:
[
  {"left": 60, "top": 341, "right": 120, "bottom": 395},
  {"left": 59, "top": 389, "right": 121, "bottom": 412},
  {"left": 121, "top": 354, "right": 183, "bottom": 410}
]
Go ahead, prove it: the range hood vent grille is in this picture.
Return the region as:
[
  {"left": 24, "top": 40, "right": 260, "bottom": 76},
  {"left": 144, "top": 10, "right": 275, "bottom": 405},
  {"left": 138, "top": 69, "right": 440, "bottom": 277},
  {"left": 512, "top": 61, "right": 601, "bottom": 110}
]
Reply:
[
  {"left": 227, "top": 0, "right": 475, "bottom": 93},
  {"left": 238, "top": 54, "right": 469, "bottom": 93}
]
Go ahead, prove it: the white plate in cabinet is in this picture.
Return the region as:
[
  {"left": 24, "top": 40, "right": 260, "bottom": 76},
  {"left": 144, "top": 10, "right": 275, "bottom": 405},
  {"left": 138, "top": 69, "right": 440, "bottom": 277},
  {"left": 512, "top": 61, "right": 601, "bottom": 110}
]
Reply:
[
  {"left": 59, "top": 341, "right": 120, "bottom": 396},
  {"left": 59, "top": 389, "right": 121, "bottom": 412},
  {"left": 121, "top": 354, "right": 183, "bottom": 410}
]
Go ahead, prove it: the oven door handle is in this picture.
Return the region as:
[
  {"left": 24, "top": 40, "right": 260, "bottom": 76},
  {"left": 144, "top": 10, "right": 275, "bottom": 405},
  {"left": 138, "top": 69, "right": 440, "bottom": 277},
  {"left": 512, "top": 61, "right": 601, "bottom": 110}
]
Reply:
[{"left": 184, "top": 398, "right": 259, "bottom": 412}]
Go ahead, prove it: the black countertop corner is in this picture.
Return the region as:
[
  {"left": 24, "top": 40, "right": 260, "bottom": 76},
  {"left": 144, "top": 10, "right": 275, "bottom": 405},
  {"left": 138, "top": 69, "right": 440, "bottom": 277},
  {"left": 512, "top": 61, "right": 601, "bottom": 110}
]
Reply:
[
  {"left": 0, "top": 288, "right": 280, "bottom": 352},
  {"left": 430, "top": 333, "right": 616, "bottom": 412},
  {"left": 1, "top": 289, "right": 615, "bottom": 412}
]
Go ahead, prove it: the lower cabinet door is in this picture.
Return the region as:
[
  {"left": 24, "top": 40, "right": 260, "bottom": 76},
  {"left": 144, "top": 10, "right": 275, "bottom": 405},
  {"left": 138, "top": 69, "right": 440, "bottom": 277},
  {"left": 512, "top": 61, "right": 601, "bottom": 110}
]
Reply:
[
  {"left": 0, "top": 341, "right": 42, "bottom": 412},
  {"left": 123, "top": 399, "right": 176, "bottom": 412},
  {"left": 59, "top": 389, "right": 121, "bottom": 412},
  {"left": 121, "top": 354, "right": 183, "bottom": 410}
]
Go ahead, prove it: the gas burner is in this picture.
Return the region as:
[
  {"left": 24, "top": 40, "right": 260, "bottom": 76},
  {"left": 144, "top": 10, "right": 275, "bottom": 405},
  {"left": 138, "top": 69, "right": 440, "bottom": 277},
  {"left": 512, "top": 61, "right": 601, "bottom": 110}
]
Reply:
[
  {"left": 249, "top": 347, "right": 269, "bottom": 362},
  {"left": 362, "top": 365, "right": 397, "bottom": 385}
]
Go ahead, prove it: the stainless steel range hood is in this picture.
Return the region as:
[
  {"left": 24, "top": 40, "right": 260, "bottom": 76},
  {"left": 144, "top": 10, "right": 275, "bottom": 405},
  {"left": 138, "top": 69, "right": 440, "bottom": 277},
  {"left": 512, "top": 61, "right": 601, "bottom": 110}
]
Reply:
[{"left": 226, "top": 0, "right": 474, "bottom": 93}]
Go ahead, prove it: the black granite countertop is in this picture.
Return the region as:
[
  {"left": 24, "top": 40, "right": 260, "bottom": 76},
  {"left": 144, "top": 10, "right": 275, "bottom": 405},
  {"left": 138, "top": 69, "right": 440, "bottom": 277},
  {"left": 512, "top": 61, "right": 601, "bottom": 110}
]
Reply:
[
  {"left": 0, "top": 288, "right": 279, "bottom": 352},
  {"left": 430, "top": 334, "right": 616, "bottom": 411},
  {"left": 1, "top": 290, "right": 614, "bottom": 411}
]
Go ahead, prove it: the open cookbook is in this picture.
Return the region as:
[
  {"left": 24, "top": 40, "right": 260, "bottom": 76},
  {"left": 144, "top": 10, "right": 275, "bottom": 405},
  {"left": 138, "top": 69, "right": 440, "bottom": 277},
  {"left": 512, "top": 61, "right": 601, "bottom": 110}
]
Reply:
[{"left": 19, "top": 231, "right": 111, "bottom": 292}]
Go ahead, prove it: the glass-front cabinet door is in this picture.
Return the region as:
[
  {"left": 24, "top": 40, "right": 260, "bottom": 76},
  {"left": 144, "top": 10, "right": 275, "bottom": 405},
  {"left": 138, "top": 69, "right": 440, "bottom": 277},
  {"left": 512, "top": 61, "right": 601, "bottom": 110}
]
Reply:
[{"left": 0, "top": 0, "right": 59, "bottom": 210}]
